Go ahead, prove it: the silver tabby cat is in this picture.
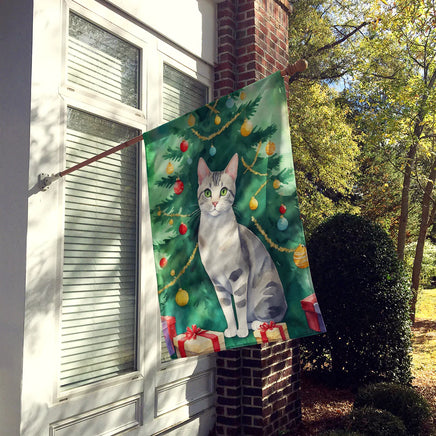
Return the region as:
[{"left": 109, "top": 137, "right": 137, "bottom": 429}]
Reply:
[{"left": 197, "top": 153, "right": 287, "bottom": 338}]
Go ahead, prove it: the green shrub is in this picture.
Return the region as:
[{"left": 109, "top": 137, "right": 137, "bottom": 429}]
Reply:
[
  {"left": 354, "top": 382, "right": 432, "bottom": 435},
  {"left": 303, "top": 213, "right": 412, "bottom": 386},
  {"left": 345, "top": 406, "right": 407, "bottom": 435}
]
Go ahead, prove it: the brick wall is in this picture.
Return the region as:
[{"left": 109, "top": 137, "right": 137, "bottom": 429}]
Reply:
[{"left": 214, "top": 1, "right": 302, "bottom": 434}]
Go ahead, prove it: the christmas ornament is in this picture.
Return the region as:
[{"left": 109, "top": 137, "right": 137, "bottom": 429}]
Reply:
[
  {"left": 240, "top": 91, "right": 246, "bottom": 100},
  {"left": 170, "top": 270, "right": 176, "bottom": 276},
  {"left": 225, "top": 97, "right": 234, "bottom": 108},
  {"left": 174, "top": 178, "right": 184, "bottom": 195},
  {"left": 279, "top": 204, "right": 287, "bottom": 214},
  {"left": 180, "top": 140, "right": 189, "bottom": 152},
  {"left": 179, "top": 223, "right": 188, "bottom": 235},
  {"left": 249, "top": 197, "right": 258, "bottom": 210},
  {"left": 277, "top": 215, "right": 288, "bottom": 231},
  {"left": 187, "top": 114, "right": 195, "bottom": 127},
  {"left": 273, "top": 179, "right": 281, "bottom": 189},
  {"left": 209, "top": 145, "right": 216, "bottom": 156},
  {"left": 175, "top": 288, "right": 189, "bottom": 306},
  {"left": 293, "top": 244, "right": 309, "bottom": 269},
  {"left": 214, "top": 115, "right": 221, "bottom": 125},
  {"left": 169, "top": 219, "right": 173, "bottom": 225},
  {"left": 159, "top": 257, "right": 167, "bottom": 268},
  {"left": 266, "top": 141, "right": 276, "bottom": 156},
  {"left": 166, "top": 162, "right": 174, "bottom": 175},
  {"left": 241, "top": 119, "right": 253, "bottom": 136}
]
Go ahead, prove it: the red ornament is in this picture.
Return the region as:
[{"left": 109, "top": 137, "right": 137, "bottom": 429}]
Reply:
[
  {"left": 279, "top": 204, "right": 287, "bottom": 214},
  {"left": 174, "top": 178, "right": 184, "bottom": 195},
  {"left": 179, "top": 223, "right": 188, "bottom": 235},
  {"left": 180, "top": 140, "right": 189, "bottom": 152},
  {"left": 159, "top": 257, "right": 167, "bottom": 268}
]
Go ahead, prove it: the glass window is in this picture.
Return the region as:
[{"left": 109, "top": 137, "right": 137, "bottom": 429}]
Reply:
[
  {"left": 160, "top": 64, "right": 208, "bottom": 362},
  {"left": 68, "top": 13, "right": 140, "bottom": 108}
]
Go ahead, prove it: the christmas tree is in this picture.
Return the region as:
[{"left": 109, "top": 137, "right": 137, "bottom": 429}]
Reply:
[{"left": 144, "top": 72, "right": 322, "bottom": 356}]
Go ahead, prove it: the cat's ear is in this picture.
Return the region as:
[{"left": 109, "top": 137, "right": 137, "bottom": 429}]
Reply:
[
  {"left": 197, "top": 157, "right": 210, "bottom": 185},
  {"left": 225, "top": 153, "right": 239, "bottom": 181}
]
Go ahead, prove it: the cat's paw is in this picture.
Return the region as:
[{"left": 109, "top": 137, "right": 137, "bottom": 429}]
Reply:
[
  {"left": 250, "top": 321, "right": 262, "bottom": 331},
  {"left": 237, "top": 328, "right": 249, "bottom": 338},
  {"left": 224, "top": 327, "right": 237, "bottom": 338}
]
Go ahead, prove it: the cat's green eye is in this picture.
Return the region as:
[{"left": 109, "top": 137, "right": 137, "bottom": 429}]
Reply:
[
  {"left": 220, "top": 187, "right": 228, "bottom": 196},
  {"left": 204, "top": 189, "right": 212, "bottom": 198}
]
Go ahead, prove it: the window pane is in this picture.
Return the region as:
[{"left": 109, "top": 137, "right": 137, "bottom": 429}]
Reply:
[
  {"left": 68, "top": 13, "right": 140, "bottom": 108},
  {"left": 162, "top": 64, "right": 208, "bottom": 122},
  {"left": 160, "top": 65, "right": 208, "bottom": 362},
  {"left": 60, "top": 108, "right": 139, "bottom": 389}
]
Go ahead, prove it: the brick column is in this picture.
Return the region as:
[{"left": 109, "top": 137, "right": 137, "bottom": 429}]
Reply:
[{"left": 214, "top": 1, "right": 302, "bottom": 435}]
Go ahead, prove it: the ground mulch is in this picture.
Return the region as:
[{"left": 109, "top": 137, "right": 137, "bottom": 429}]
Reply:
[{"left": 295, "top": 320, "right": 436, "bottom": 435}]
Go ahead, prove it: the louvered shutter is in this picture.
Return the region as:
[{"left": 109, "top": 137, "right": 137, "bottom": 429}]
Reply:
[
  {"left": 61, "top": 109, "right": 139, "bottom": 389},
  {"left": 160, "top": 64, "right": 208, "bottom": 362}
]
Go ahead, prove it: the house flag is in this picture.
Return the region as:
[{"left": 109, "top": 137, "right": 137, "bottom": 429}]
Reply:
[{"left": 143, "top": 71, "right": 326, "bottom": 358}]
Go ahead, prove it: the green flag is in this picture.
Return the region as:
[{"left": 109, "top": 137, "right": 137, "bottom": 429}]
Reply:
[{"left": 144, "top": 72, "right": 325, "bottom": 358}]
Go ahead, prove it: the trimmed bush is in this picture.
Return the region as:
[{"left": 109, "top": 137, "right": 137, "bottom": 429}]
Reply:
[
  {"left": 346, "top": 406, "right": 407, "bottom": 435},
  {"left": 302, "top": 213, "right": 412, "bottom": 386},
  {"left": 354, "top": 382, "right": 432, "bottom": 435}
]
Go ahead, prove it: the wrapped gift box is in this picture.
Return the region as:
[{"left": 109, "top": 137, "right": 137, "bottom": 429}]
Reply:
[
  {"left": 173, "top": 325, "right": 226, "bottom": 357},
  {"left": 253, "top": 321, "right": 289, "bottom": 344},
  {"left": 161, "top": 316, "right": 176, "bottom": 355},
  {"left": 300, "top": 293, "right": 326, "bottom": 333}
]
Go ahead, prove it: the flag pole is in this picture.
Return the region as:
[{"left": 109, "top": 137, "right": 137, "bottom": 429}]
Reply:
[
  {"left": 38, "top": 134, "right": 143, "bottom": 190},
  {"left": 280, "top": 59, "right": 308, "bottom": 80},
  {"left": 38, "top": 60, "right": 307, "bottom": 191}
]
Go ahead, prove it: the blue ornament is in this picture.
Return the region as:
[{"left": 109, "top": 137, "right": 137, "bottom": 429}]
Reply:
[
  {"left": 225, "top": 98, "right": 234, "bottom": 108},
  {"left": 277, "top": 216, "right": 288, "bottom": 231},
  {"left": 209, "top": 145, "right": 216, "bottom": 156},
  {"left": 187, "top": 157, "right": 192, "bottom": 165}
]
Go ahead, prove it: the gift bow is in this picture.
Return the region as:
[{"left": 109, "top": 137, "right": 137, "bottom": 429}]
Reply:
[
  {"left": 184, "top": 324, "right": 202, "bottom": 340},
  {"left": 259, "top": 321, "right": 278, "bottom": 332}
]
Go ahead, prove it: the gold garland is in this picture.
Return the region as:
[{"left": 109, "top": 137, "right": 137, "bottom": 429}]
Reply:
[
  {"left": 191, "top": 112, "right": 241, "bottom": 141},
  {"left": 158, "top": 243, "right": 199, "bottom": 294},
  {"left": 157, "top": 207, "right": 191, "bottom": 218},
  {"left": 242, "top": 141, "right": 263, "bottom": 174},
  {"left": 251, "top": 216, "right": 295, "bottom": 253}
]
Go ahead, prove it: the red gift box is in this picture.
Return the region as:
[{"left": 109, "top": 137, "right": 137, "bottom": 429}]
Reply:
[
  {"left": 253, "top": 321, "right": 289, "bottom": 344},
  {"left": 300, "top": 294, "right": 326, "bottom": 332},
  {"left": 161, "top": 316, "right": 176, "bottom": 355},
  {"left": 173, "top": 325, "right": 226, "bottom": 358}
]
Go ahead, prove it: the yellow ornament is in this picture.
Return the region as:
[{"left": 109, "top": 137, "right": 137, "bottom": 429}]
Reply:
[
  {"left": 175, "top": 288, "right": 189, "bottom": 306},
  {"left": 214, "top": 115, "right": 221, "bottom": 125},
  {"left": 241, "top": 119, "right": 253, "bottom": 137},
  {"left": 293, "top": 244, "right": 309, "bottom": 269},
  {"left": 273, "top": 179, "right": 281, "bottom": 189},
  {"left": 170, "top": 269, "right": 176, "bottom": 276},
  {"left": 166, "top": 162, "right": 174, "bottom": 174},
  {"left": 249, "top": 197, "right": 258, "bottom": 210},
  {"left": 240, "top": 91, "right": 246, "bottom": 100},
  {"left": 169, "top": 219, "right": 173, "bottom": 225},
  {"left": 265, "top": 141, "right": 276, "bottom": 156},
  {"left": 187, "top": 114, "right": 196, "bottom": 127}
]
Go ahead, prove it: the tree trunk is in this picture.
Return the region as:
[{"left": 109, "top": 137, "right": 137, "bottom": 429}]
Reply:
[
  {"left": 397, "top": 144, "right": 417, "bottom": 261},
  {"left": 410, "top": 158, "right": 436, "bottom": 323}
]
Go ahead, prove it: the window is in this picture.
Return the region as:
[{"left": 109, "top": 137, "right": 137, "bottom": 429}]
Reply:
[
  {"left": 160, "top": 64, "right": 208, "bottom": 362},
  {"left": 60, "top": 13, "right": 140, "bottom": 390}
]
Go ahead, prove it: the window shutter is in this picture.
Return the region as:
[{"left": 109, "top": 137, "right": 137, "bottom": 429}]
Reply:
[
  {"left": 60, "top": 109, "right": 139, "bottom": 389},
  {"left": 160, "top": 64, "right": 208, "bottom": 362}
]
